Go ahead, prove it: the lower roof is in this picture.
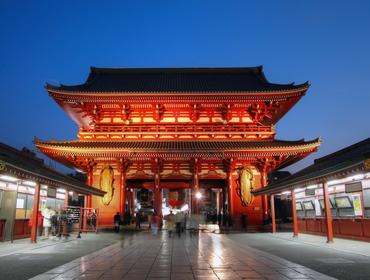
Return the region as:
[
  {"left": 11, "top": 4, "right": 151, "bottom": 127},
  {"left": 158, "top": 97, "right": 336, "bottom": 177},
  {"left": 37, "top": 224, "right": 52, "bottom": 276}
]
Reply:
[
  {"left": 0, "top": 143, "right": 105, "bottom": 196},
  {"left": 254, "top": 138, "right": 370, "bottom": 195},
  {"left": 34, "top": 139, "right": 320, "bottom": 156}
]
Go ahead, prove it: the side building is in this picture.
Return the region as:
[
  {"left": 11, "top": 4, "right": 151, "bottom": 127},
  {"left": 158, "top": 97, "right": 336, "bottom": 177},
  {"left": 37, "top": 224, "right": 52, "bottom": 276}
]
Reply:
[
  {"left": 35, "top": 66, "right": 320, "bottom": 228},
  {"left": 255, "top": 138, "right": 370, "bottom": 241},
  {"left": 0, "top": 143, "right": 104, "bottom": 242}
]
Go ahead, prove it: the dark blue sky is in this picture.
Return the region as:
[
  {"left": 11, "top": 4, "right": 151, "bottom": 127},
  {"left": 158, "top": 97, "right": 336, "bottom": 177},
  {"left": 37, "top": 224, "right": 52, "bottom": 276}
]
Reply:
[{"left": 0, "top": 1, "right": 369, "bottom": 174}]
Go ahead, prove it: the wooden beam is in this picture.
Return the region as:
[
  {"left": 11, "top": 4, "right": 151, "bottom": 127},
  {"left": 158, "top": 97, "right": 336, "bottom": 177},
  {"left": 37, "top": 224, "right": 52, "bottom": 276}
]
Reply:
[
  {"left": 30, "top": 182, "right": 41, "bottom": 243},
  {"left": 270, "top": 194, "right": 276, "bottom": 234},
  {"left": 323, "top": 181, "right": 334, "bottom": 243},
  {"left": 291, "top": 189, "right": 299, "bottom": 238}
]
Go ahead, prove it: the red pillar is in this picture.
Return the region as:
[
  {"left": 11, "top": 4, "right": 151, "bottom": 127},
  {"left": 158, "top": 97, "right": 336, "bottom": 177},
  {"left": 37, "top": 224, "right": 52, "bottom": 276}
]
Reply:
[
  {"left": 30, "top": 182, "right": 41, "bottom": 243},
  {"left": 86, "top": 168, "right": 93, "bottom": 208},
  {"left": 270, "top": 194, "right": 276, "bottom": 234},
  {"left": 260, "top": 171, "right": 269, "bottom": 220},
  {"left": 191, "top": 158, "right": 200, "bottom": 214},
  {"left": 154, "top": 173, "right": 162, "bottom": 216},
  {"left": 119, "top": 163, "right": 126, "bottom": 217},
  {"left": 192, "top": 173, "right": 199, "bottom": 214},
  {"left": 323, "top": 181, "right": 334, "bottom": 243},
  {"left": 291, "top": 189, "right": 299, "bottom": 237}
]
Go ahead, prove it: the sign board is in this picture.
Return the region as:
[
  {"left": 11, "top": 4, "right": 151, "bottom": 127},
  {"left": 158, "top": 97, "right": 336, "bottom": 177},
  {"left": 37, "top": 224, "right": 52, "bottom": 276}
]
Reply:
[
  {"left": 16, "top": 198, "right": 24, "bottom": 209},
  {"left": 364, "top": 159, "right": 370, "bottom": 171},
  {"left": 66, "top": 207, "right": 81, "bottom": 224},
  {"left": 352, "top": 194, "right": 363, "bottom": 216},
  {"left": 47, "top": 188, "right": 57, "bottom": 198}
]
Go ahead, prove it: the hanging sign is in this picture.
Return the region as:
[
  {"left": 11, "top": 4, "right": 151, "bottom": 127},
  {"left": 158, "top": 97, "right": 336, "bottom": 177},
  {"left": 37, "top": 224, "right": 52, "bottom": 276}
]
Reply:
[
  {"left": 314, "top": 199, "right": 321, "bottom": 216},
  {"left": 352, "top": 194, "right": 363, "bottom": 216},
  {"left": 0, "top": 160, "right": 5, "bottom": 171},
  {"left": 364, "top": 159, "right": 370, "bottom": 171}
]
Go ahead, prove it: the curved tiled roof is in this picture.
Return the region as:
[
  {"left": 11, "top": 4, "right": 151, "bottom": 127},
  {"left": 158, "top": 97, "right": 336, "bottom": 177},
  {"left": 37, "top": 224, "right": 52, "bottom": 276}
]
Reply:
[
  {"left": 35, "top": 139, "right": 320, "bottom": 153},
  {"left": 254, "top": 138, "right": 370, "bottom": 195},
  {"left": 46, "top": 66, "right": 309, "bottom": 93},
  {"left": 0, "top": 143, "right": 105, "bottom": 196}
]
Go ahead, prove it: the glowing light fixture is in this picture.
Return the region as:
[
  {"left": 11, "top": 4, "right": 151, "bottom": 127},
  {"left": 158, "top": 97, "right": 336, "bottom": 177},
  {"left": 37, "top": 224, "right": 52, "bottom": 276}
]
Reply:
[
  {"left": 68, "top": 191, "right": 74, "bottom": 195},
  {"left": 281, "top": 191, "right": 291, "bottom": 195},
  {"left": 306, "top": 185, "right": 317, "bottom": 189},
  {"left": 347, "top": 174, "right": 364, "bottom": 181},
  {"left": 195, "top": 191, "right": 202, "bottom": 199},
  {"left": 57, "top": 188, "right": 66, "bottom": 193},
  {"left": 294, "top": 188, "right": 305, "bottom": 193},
  {"left": 23, "top": 180, "right": 36, "bottom": 187},
  {"left": 0, "top": 175, "right": 18, "bottom": 182}
]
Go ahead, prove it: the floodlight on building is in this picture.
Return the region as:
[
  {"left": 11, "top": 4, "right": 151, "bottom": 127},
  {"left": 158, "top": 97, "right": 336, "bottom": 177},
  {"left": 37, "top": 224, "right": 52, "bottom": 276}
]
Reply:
[
  {"left": 327, "top": 179, "right": 341, "bottom": 186},
  {"left": 57, "top": 188, "right": 66, "bottom": 193},
  {"left": 195, "top": 191, "right": 202, "bottom": 199},
  {"left": 306, "top": 185, "right": 317, "bottom": 189},
  {"left": 0, "top": 175, "right": 18, "bottom": 182},
  {"left": 69, "top": 191, "right": 74, "bottom": 195},
  {"left": 281, "top": 191, "right": 291, "bottom": 195},
  {"left": 347, "top": 174, "right": 364, "bottom": 181},
  {"left": 294, "top": 188, "right": 305, "bottom": 193},
  {"left": 23, "top": 180, "right": 36, "bottom": 187}
]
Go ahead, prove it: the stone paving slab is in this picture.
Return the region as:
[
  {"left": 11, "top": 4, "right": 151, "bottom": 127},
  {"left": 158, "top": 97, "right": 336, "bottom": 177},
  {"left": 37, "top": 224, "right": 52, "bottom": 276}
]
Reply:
[{"left": 29, "top": 232, "right": 336, "bottom": 280}]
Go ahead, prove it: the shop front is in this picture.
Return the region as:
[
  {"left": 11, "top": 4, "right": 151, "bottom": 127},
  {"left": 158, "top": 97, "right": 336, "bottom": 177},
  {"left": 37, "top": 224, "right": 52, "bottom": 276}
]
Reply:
[
  {"left": 254, "top": 138, "right": 370, "bottom": 242},
  {"left": 0, "top": 143, "right": 105, "bottom": 242}
]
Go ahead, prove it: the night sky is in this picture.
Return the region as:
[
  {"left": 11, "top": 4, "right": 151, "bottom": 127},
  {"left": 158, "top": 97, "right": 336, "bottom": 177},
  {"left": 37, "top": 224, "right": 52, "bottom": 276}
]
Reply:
[{"left": 0, "top": 1, "right": 369, "bottom": 174}]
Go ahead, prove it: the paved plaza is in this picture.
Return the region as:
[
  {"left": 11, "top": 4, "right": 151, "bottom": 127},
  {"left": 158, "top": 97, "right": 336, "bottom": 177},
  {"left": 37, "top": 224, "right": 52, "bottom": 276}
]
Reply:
[
  {"left": 27, "top": 232, "right": 335, "bottom": 280},
  {"left": 2, "top": 231, "right": 370, "bottom": 279}
]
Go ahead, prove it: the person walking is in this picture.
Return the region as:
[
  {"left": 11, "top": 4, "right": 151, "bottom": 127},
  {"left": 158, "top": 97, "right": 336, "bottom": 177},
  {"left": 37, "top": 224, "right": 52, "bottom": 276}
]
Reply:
[
  {"left": 135, "top": 211, "right": 141, "bottom": 230},
  {"left": 42, "top": 207, "right": 55, "bottom": 238},
  {"left": 114, "top": 212, "right": 121, "bottom": 233},
  {"left": 165, "top": 210, "right": 175, "bottom": 237},
  {"left": 175, "top": 211, "right": 182, "bottom": 238},
  {"left": 151, "top": 211, "right": 158, "bottom": 235}
]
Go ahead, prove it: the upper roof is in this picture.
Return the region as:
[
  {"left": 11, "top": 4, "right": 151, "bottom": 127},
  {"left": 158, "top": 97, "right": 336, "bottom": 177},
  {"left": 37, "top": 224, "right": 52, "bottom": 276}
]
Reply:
[
  {"left": 46, "top": 66, "right": 309, "bottom": 93},
  {"left": 254, "top": 138, "right": 370, "bottom": 195},
  {"left": 0, "top": 142, "right": 105, "bottom": 196}
]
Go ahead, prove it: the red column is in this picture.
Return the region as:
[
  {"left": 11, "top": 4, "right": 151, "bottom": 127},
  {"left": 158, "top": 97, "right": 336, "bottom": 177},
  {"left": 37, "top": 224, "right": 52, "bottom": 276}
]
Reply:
[
  {"left": 260, "top": 171, "right": 269, "bottom": 220},
  {"left": 86, "top": 168, "right": 93, "bottom": 208},
  {"left": 323, "top": 181, "right": 334, "bottom": 243},
  {"left": 291, "top": 189, "right": 299, "bottom": 237},
  {"left": 270, "top": 194, "right": 276, "bottom": 234},
  {"left": 226, "top": 158, "right": 235, "bottom": 220},
  {"left": 227, "top": 171, "right": 234, "bottom": 217},
  {"left": 192, "top": 172, "right": 199, "bottom": 214},
  {"left": 191, "top": 158, "right": 200, "bottom": 214},
  {"left": 154, "top": 173, "right": 162, "bottom": 216},
  {"left": 119, "top": 164, "right": 126, "bottom": 217},
  {"left": 30, "top": 182, "right": 41, "bottom": 243}
]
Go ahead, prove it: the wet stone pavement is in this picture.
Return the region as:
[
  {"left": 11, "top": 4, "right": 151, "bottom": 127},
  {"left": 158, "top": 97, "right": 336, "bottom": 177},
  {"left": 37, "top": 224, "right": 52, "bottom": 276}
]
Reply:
[{"left": 29, "top": 231, "right": 335, "bottom": 280}]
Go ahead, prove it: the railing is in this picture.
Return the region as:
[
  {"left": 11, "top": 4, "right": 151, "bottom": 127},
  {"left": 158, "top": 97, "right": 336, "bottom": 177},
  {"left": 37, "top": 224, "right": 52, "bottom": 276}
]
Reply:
[{"left": 81, "top": 124, "right": 273, "bottom": 134}]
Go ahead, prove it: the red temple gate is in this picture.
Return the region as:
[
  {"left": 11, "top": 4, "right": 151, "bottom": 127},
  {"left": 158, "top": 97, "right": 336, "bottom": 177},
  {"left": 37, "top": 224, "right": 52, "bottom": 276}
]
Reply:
[{"left": 35, "top": 67, "right": 320, "bottom": 228}]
